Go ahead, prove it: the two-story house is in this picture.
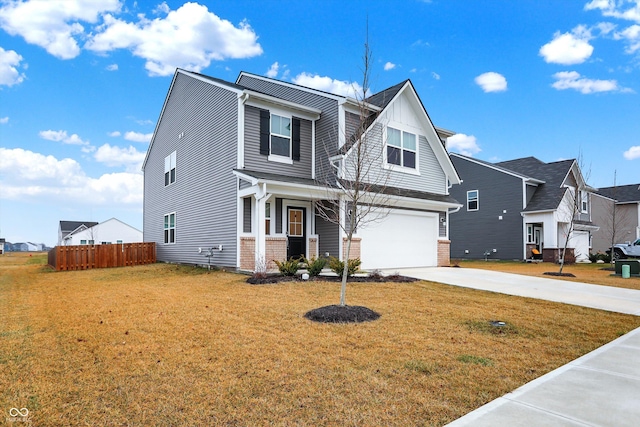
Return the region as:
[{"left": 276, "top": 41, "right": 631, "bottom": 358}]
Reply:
[
  {"left": 449, "top": 154, "right": 598, "bottom": 263},
  {"left": 591, "top": 184, "right": 640, "bottom": 254},
  {"left": 142, "top": 69, "right": 461, "bottom": 272}
]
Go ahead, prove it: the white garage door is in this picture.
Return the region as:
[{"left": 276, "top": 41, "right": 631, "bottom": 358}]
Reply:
[{"left": 357, "top": 208, "right": 438, "bottom": 270}]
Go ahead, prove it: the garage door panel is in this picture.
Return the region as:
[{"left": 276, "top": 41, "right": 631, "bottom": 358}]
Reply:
[{"left": 357, "top": 209, "right": 438, "bottom": 269}]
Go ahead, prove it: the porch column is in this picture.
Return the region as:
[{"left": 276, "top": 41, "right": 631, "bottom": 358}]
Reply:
[{"left": 255, "top": 188, "right": 272, "bottom": 270}]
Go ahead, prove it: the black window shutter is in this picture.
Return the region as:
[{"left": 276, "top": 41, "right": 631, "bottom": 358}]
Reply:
[
  {"left": 259, "top": 109, "right": 270, "bottom": 155},
  {"left": 292, "top": 118, "right": 301, "bottom": 161}
]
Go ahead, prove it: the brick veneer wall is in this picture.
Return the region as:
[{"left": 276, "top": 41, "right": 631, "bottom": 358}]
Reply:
[
  {"left": 342, "top": 237, "right": 361, "bottom": 260},
  {"left": 438, "top": 240, "right": 451, "bottom": 267},
  {"left": 265, "top": 237, "right": 287, "bottom": 270},
  {"left": 240, "top": 237, "right": 255, "bottom": 271}
]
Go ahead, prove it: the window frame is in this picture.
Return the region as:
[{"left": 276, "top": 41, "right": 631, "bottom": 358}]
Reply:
[
  {"left": 268, "top": 113, "right": 292, "bottom": 163},
  {"left": 580, "top": 190, "right": 588, "bottom": 213},
  {"left": 467, "top": 190, "right": 479, "bottom": 211},
  {"left": 385, "top": 126, "right": 419, "bottom": 172},
  {"left": 164, "top": 151, "right": 176, "bottom": 186},
  {"left": 164, "top": 212, "right": 176, "bottom": 244},
  {"left": 265, "top": 202, "right": 271, "bottom": 236}
]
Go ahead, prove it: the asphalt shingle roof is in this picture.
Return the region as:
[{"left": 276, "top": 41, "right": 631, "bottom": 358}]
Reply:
[
  {"left": 597, "top": 184, "right": 640, "bottom": 203},
  {"left": 495, "top": 157, "right": 576, "bottom": 212}
]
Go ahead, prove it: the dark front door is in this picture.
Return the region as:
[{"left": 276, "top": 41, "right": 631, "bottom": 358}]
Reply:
[{"left": 287, "top": 207, "right": 306, "bottom": 259}]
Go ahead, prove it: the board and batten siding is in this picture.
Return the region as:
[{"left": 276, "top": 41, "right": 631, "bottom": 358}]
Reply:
[
  {"left": 243, "top": 105, "right": 313, "bottom": 178},
  {"left": 144, "top": 72, "right": 239, "bottom": 267},
  {"left": 448, "top": 156, "right": 526, "bottom": 260},
  {"left": 236, "top": 75, "right": 340, "bottom": 183}
]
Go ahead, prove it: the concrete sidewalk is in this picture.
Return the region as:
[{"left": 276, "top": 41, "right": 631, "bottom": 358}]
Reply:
[{"left": 388, "top": 267, "right": 640, "bottom": 426}]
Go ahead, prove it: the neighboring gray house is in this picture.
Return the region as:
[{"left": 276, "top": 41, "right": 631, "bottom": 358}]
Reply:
[
  {"left": 142, "top": 69, "right": 462, "bottom": 271},
  {"left": 449, "top": 154, "right": 598, "bottom": 262},
  {"left": 592, "top": 184, "right": 640, "bottom": 254},
  {"left": 58, "top": 220, "right": 98, "bottom": 246}
]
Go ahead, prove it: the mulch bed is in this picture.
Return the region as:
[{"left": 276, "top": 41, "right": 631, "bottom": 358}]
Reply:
[
  {"left": 543, "top": 272, "right": 576, "bottom": 277},
  {"left": 304, "top": 305, "right": 381, "bottom": 323},
  {"left": 247, "top": 274, "right": 417, "bottom": 285}
]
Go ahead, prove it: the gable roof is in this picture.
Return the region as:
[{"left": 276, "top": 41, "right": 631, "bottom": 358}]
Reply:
[
  {"left": 341, "top": 79, "right": 461, "bottom": 185},
  {"left": 597, "top": 183, "right": 640, "bottom": 203},
  {"left": 59, "top": 220, "right": 98, "bottom": 234},
  {"left": 451, "top": 153, "right": 545, "bottom": 184},
  {"left": 495, "top": 157, "right": 577, "bottom": 212}
]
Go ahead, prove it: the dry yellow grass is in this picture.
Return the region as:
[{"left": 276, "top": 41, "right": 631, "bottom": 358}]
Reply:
[
  {"left": 2, "top": 253, "right": 639, "bottom": 426},
  {"left": 456, "top": 259, "right": 640, "bottom": 290}
]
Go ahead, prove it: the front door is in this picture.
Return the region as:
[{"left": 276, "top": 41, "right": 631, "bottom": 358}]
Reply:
[
  {"left": 534, "top": 226, "right": 543, "bottom": 251},
  {"left": 287, "top": 207, "right": 306, "bottom": 259}
]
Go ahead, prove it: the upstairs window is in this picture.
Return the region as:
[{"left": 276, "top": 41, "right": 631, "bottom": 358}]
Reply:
[
  {"left": 259, "top": 109, "right": 301, "bottom": 162},
  {"left": 164, "top": 213, "right": 176, "bottom": 244},
  {"left": 387, "top": 127, "right": 416, "bottom": 169},
  {"left": 164, "top": 151, "right": 176, "bottom": 186},
  {"left": 270, "top": 114, "right": 291, "bottom": 157},
  {"left": 467, "top": 190, "right": 479, "bottom": 211},
  {"left": 580, "top": 190, "right": 588, "bottom": 213}
]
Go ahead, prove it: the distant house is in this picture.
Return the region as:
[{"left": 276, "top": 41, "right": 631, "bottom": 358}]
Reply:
[
  {"left": 12, "top": 242, "right": 42, "bottom": 251},
  {"left": 58, "top": 220, "right": 98, "bottom": 246},
  {"left": 592, "top": 184, "right": 640, "bottom": 254},
  {"left": 61, "top": 218, "right": 143, "bottom": 246},
  {"left": 449, "top": 154, "right": 598, "bottom": 263},
  {"left": 0, "top": 238, "right": 5, "bottom": 254}
]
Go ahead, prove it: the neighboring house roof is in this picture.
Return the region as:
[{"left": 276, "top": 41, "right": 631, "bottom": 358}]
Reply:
[
  {"left": 60, "top": 220, "right": 98, "bottom": 235},
  {"left": 597, "top": 184, "right": 640, "bottom": 204},
  {"left": 451, "top": 153, "right": 545, "bottom": 184},
  {"left": 495, "top": 157, "right": 577, "bottom": 212}
]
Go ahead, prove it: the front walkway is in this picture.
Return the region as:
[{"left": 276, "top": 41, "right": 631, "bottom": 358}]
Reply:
[{"left": 387, "top": 267, "right": 640, "bottom": 427}]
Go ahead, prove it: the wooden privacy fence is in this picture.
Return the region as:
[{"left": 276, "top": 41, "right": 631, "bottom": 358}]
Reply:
[{"left": 49, "top": 243, "right": 156, "bottom": 271}]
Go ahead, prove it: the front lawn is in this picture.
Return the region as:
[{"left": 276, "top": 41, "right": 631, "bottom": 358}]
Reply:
[{"left": 1, "top": 253, "right": 639, "bottom": 426}]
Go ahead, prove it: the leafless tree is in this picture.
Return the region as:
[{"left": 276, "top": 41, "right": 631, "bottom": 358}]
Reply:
[
  {"left": 315, "top": 35, "right": 394, "bottom": 306},
  {"left": 558, "top": 155, "right": 591, "bottom": 274}
]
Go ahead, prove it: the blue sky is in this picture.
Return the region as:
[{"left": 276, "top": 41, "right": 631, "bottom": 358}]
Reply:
[{"left": 1, "top": 0, "right": 639, "bottom": 246}]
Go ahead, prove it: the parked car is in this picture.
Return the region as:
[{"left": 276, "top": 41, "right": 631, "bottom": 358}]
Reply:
[{"left": 607, "top": 238, "right": 640, "bottom": 260}]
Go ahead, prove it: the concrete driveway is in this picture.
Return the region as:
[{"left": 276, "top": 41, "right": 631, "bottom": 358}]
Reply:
[
  {"left": 384, "top": 266, "right": 640, "bottom": 426},
  {"left": 391, "top": 267, "right": 640, "bottom": 315}
]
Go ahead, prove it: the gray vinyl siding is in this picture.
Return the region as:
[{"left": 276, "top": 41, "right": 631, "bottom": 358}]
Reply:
[
  {"left": 143, "top": 72, "right": 238, "bottom": 267},
  {"left": 239, "top": 178, "right": 251, "bottom": 190},
  {"left": 315, "top": 211, "right": 339, "bottom": 258},
  {"left": 243, "top": 198, "right": 251, "bottom": 233},
  {"left": 439, "top": 212, "right": 446, "bottom": 237},
  {"left": 345, "top": 123, "right": 446, "bottom": 194},
  {"left": 525, "top": 184, "right": 537, "bottom": 206},
  {"left": 236, "top": 75, "right": 340, "bottom": 183},
  {"left": 449, "top": 156, "right": 526, "bottom": 260},
  {"left": 243, "top": 105, "right": 313, "bottom": 178}
]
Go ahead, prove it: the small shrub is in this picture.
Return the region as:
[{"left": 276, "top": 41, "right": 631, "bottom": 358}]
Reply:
[
  {"left": 301, "top": 256, "right": 327, "bottom": 277},
  {"left": 273, "top": 257, "right": 300, "bottom": 276},
  {"left": 328, "top": 257, "right": 361, "bottom": 277},
  {"left": 367, "top": 269, "right": 385, "bottom": 282}
]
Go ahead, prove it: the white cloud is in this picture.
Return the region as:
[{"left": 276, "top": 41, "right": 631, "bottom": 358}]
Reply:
[
  {"left": 123, "top": 131, "right": 153, "bottom": 143},
  {"left": 106, "top": 63, "right": 118, "bottom": 71},
  {"left": 615, "top": 24, "right": 640, "bottom": 53},
  {"left": 0, "top": 116, "right": 8, "bottom": 124},
  {"left": 447, "top": 134, "right": 481, "bottom": 156},
  {"left": 292, "top": 72, "right": 367, "bottom": 98},
  {"left": 551, "top": 71, "right": 624, "bottom": 93},
  {"left": 86, "top": 3, "right": 262, "bottom": 76},
  {"left": 585, "top": 0, "right": 640, "bottom": 23},
  {"left": 94, "top": 143, "right": 146, "bottom": 172},
  {"left": 0, "top": 0, "right": 121, "bottom": 59},
  {"left": 108, "top": 130, "right": 121, "bottom": 137},
  {"left": 0, "top": 147, "right": 142, "bottom": 206},
  {"left": 539, "top": 27, "right": 594, "bottom": 65},
  {"left": 39, "top": 129, "right": 91, "bottom": 146},
  {"left": 384, "top": 62, "right": 396, "bottom": 71},
  {"left": 431, "top": 71, "right": 440, "bottom": 80},
  {"left": 474, "top": 72, "right": 507, "bottom": 92},
  {"left": 266, "top": 61, "right": 279, "bottom": 78},
  {"left": 623, "top": 145, "right": 640, "bottom": 160},
  {"left": 0, "top": 46, "right": 26, "bottom": 86}
]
